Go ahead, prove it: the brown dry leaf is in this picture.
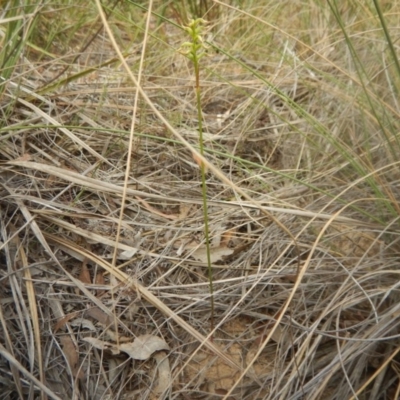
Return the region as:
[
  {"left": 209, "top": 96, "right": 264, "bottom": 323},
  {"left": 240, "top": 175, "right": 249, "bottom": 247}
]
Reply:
[
  {"left": 104, "top": 328, "right": 132, "bottom": 343},
  {"left": 151, "top": 351, "right": 171, "bottom": 398},
  {"left": 54, "top": 311, "right": 79, "bottom": 333},
  {"left": 70, "top": 318, "right": 96, "bottom": 331},
  {"left": 191, "top": 246, "right": 234, "bottom": 263},
  {"left": 119, "top": 248, "right": 139, "bottom": 260},
  {"left": 83, "top": 337, "right": 120, "bottom": 355},
  {"left": 83, "top": 335, "right": 169, "bottom": 361},
  {"left": 95, "top": 271, "right": 105, "bottom": 285},
  {"left": 119, "top": 335, "right": 170, "bottom": 360},
  {"left": 95, "top": 271, "right": 105, "bottom": 296},
  {"left": 60, "top": 336, "right": 83, "bottom": 379},
  {"left": 85, "top": 307, "right": 113, "bottom": 326},
  {"left": 79, "top": 260, "right": 91, "bottom": 284}
]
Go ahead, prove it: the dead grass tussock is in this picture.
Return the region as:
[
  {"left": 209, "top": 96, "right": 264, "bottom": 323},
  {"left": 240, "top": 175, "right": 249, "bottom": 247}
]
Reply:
[{"left": 1, "top": 1, "right": 400, "bottom": 399}]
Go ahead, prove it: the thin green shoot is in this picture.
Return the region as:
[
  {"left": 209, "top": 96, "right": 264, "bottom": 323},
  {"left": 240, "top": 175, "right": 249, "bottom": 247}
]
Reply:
[{"left": 179, "top": 18, "right": 215, "bottom": 335}]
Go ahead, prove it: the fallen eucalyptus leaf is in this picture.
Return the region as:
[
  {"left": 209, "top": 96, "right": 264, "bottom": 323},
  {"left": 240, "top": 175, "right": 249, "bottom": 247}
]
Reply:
[
  {"left": 119, "top": 335, "right": 170, "bottom": 360},
  {"left": 152, "top": 351, "right": 171, "bottom": 397},
  {"left": 83, "top": 337, "right": 120, "bottom": 355},
  {"left": 191, "top": 246, "right": 234, "bottom": 263}
]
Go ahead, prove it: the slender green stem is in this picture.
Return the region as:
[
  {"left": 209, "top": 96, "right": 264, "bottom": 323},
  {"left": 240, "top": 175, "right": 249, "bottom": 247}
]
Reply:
[
  {"left": 194, "top": 52, "right": 214, "bottom": 334},
  {"left": 180, "top": 19, "right": 214, "bottom": 334}
]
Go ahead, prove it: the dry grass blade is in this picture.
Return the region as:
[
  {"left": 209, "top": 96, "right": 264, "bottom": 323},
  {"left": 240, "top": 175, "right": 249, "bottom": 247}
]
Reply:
[
  {"left": 8, "top": 224, "right": 46, "bottom": 400},
  {"left": 4, "top": 160, "right": 194, "bottom": 203},
  {"left": 15, "top": 99, "right": 113, "bottom": 167},
  {"left": 2, "top": 1, "right": 400, "bottom": 399},
  {"left": 349, "top": 346, "right": 400, "bottom": 400},
  {"left": 0, "top": 286, "right": 24, "bottom": 399},
  {"left": 5, "top": 177, "right": 241, "bottom": 371},
  {"left": 44, "top": 232, "right": 244, "bottom": 374},
  {"left": 0, "top": 344, "right": 62, "bottom": 400},
  {"left": 5, "top": 160, "right": 379, "bottom": 227}
]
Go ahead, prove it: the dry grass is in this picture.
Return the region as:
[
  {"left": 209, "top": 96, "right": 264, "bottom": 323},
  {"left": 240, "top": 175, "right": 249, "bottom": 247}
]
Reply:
[{"left": 2, "top": 1, "right": 400, "bottom": 399}]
